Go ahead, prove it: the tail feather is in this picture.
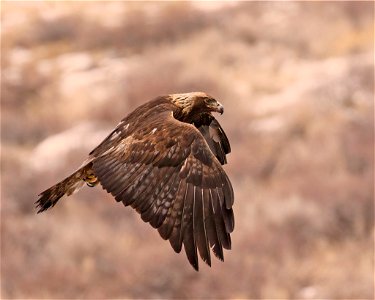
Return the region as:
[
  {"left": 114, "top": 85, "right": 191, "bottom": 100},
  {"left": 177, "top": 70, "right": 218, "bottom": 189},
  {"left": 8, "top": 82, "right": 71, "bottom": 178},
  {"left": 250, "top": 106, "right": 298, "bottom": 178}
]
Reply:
[{"left": 35, "top": 163, "right": 92, "bottom": 213}]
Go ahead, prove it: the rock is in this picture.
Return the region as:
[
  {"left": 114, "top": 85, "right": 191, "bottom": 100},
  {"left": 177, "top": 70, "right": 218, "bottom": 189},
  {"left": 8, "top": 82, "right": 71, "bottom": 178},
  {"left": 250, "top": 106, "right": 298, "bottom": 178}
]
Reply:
[{"left": 29, "top": 122, "right": 110, "bottom": 173}]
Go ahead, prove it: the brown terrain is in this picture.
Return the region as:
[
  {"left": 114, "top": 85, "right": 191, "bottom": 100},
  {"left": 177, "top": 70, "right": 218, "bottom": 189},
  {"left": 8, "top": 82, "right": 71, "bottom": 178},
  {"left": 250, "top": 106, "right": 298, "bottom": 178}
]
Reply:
[{"left": 1, "top": 1, "right": 374, "bottom": 299}]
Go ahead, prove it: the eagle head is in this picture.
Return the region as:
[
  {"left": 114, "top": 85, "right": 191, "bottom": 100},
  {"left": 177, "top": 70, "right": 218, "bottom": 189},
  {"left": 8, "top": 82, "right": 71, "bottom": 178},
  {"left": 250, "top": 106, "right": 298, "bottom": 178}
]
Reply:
[{"left": 171, "top": 92, "right": 224, "bottom": 118}]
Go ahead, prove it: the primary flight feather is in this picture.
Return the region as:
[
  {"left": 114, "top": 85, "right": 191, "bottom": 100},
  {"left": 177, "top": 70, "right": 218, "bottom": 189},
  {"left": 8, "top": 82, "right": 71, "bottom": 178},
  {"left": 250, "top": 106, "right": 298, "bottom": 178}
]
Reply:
[{"left": 36, "top": 92, "right": 234, "bottom": 271}]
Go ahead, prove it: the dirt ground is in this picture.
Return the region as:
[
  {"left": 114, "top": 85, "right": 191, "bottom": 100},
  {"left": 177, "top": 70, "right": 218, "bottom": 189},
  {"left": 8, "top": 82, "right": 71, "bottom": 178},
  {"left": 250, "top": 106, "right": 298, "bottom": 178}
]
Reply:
[{"left": 1, "top": 1, "right": 374, "bottom": 299}]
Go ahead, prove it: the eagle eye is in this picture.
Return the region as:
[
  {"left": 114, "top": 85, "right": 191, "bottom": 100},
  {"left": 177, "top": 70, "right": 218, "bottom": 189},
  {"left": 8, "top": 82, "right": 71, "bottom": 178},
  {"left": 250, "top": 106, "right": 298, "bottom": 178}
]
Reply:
[{"left": 206, "top": 98, "right": 216, "bottom": 105}]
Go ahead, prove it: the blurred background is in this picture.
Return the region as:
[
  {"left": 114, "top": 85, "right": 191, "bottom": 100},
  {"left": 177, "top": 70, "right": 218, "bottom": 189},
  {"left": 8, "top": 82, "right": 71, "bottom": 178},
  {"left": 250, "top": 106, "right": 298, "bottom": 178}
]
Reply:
[{"left": 1, "top": 1, "right": 374, "bottom": 299}]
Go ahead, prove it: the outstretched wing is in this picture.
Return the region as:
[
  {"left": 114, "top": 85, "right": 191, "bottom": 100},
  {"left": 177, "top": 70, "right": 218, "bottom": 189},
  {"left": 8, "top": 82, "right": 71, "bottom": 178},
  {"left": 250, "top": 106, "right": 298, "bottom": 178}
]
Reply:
[
  {"left": 194, "top": 114, "right": 231, "bottom": 165},
  {"left": 91, "top": 111, "right": 234, "bottom": 270}
]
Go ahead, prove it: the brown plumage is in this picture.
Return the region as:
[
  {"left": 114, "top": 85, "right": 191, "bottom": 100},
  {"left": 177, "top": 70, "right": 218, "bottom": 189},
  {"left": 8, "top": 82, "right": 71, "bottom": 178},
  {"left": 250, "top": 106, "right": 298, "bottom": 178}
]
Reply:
[{"left": 36, "top": 92, "right": 234, "bottom": 271}]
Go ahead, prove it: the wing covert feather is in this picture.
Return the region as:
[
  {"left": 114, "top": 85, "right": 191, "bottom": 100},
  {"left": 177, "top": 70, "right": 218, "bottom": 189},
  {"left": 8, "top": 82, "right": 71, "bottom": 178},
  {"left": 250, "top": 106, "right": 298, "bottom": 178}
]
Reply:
[{"left": 91, "top": 111, "right": 234, "bottom": 270}]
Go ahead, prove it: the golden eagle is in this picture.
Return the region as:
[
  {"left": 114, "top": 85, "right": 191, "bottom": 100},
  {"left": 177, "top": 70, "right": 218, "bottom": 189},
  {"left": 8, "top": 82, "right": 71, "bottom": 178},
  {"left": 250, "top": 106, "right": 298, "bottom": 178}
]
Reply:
[{"left": 36, "top": 92, "right": 234, "bottom": 270}]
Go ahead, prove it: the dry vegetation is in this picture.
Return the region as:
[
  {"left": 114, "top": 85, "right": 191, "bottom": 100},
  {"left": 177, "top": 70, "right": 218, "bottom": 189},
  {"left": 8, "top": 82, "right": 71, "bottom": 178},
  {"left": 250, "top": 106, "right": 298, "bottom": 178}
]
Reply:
[{"left": 1, "top": 1, "right": 374, "bottom": 299}]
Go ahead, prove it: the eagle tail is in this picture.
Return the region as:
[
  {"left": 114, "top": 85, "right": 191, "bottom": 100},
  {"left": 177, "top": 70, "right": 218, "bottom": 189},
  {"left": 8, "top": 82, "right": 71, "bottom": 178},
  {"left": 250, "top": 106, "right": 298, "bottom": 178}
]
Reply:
[{"left": 35, "top": 163, "right": 94, "bottom": 213}]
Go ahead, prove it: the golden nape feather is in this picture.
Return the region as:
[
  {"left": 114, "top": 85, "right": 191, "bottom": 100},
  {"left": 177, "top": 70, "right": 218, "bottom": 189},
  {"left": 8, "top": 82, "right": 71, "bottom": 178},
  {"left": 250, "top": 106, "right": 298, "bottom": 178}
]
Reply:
[{"left": 36, "top": 92, "right": 234, "bottom": 271}]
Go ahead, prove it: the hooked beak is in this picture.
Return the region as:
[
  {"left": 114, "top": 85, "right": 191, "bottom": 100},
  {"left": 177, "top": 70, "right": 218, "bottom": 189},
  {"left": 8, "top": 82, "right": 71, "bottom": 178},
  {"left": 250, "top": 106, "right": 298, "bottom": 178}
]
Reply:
[{"left": 216, "top": 102, "right": 224, "bottom": 115}]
